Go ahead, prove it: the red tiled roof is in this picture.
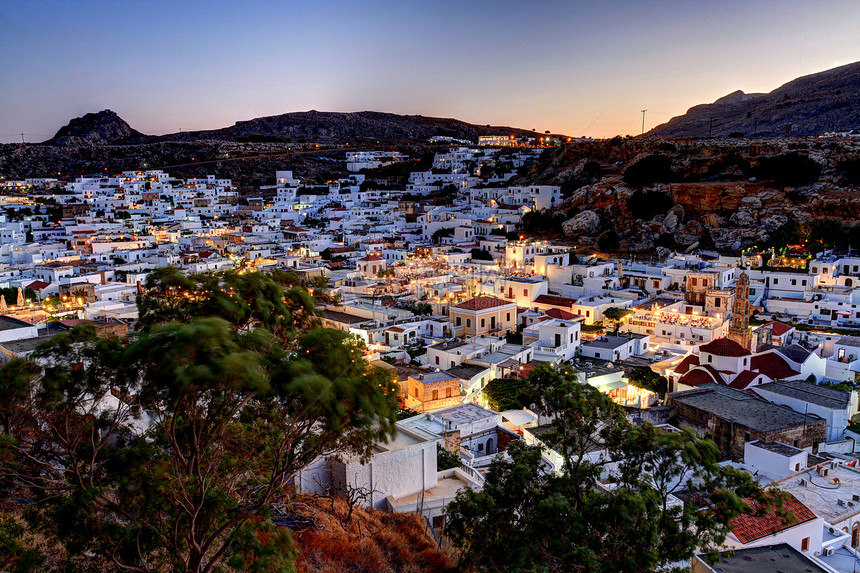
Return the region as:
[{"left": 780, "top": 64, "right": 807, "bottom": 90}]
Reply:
[
  {"left": 751, "top": 352, "right": 800, "bottom": 380},
  {"left": 26, "top": 280, "right": 51, "bottom": 291},
  {"left": 359, "top": 254, "right": 383, "bottom": 261},
  {"left": 534, "top": 294, "right": 578, "bottom": 307},
  {"left": 388, "top": 326, "right": 405, "bottom": 332},
  {"left": 454, "top": 296, "right": 514, "bottom": 311},
  {"left": 729, "top": 369, "right": 760, "bottom": 389},
  {"left": 761, "top": 321, "right": 794, "bottom": 337},
  {"left": 674, "top": 354, "right": 700, "bottom": 376},
  {"left": 730, "top": 493, "right": 816, "bottom": 544},
  {"left": 678, "top": 367, "right": 720, "bottom": 388},
  {"left": 546, "top": 308, "right": 580, "bottom": 320},
  {"left": 699, "top": 338, "right": 751, "bottom": 357}
]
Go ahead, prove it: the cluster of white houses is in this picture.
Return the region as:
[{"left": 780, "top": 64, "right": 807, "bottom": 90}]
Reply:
[{"left": 3, "top": 144, "right": 860, "bottom": 570}]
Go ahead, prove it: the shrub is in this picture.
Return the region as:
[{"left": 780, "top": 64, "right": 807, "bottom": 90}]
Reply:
[
  {"left": 597, "top": 229, "right": 620, "bottom": 251},
  {"left": 627, "top": 190, "right": 674, "bottom": 220},
  {"left": 755, "top": 153, "right": 821, "bottom": 186},
  {"left": 623, "top": 155, "right": 674, "bottom": 186}
]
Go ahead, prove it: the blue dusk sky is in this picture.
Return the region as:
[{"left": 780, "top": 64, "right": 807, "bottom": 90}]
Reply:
[{"left": 1, "top": 0, "right": 858, "bottom": 142}]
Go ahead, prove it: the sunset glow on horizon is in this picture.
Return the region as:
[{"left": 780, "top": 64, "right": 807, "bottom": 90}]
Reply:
[{"left": 2, "top": 0, "right": 859, "bottom": 142}]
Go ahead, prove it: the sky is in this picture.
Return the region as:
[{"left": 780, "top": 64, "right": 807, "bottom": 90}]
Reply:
[{"left": 1, "top": 0, "right": 859, "bottom": 143}]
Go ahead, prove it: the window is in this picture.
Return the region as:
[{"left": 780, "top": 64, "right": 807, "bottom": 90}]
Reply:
[
  {"left": 691, "top": 278, "right": 697, "bottom": 286},
  {"left": 432, "top": 390, "right": 438, "bottom": 401},
  {"left": 802, "top": 280, "right": 807, "bottom": 286},
  {"left": 456, "top": 317, "right": 461, "bottom": 326},
  {"left": 793, "top": 439, "right": 799, "bottom": 447},
  {"left": 801, "top": 537, "right": 809, "bottom": 552},
  {"left": 506, "top": 312, "right": 511, "bottom": 321},
  {"left": 707, "top": 354, "right": 713, "bottom": 363},
  {"left": 795, "top": 463, "right": 800, "bottom": 471},
  {"left": 744, "top": 432, "right": 750, "bottom": 442},
  {"left": 791, "top": 279, "right": 796, "bottom": 286},
  {"left": 853, "top": 523, "right": 859, "bottom": 548},
  {"left": 743, "top": 358, "right": 748, "bottom": 366},
  {"left": 446, "top": 387, "right": 452, "bottom": 398},
  {"left": 466, "top": 319, "right": 471, "bottom": 328},
  {"left": 595, "top": 352, "right": 601, "bottom": 358},
  {"left": 523, "top": 289, "right": 528, "bottom": 297},
  {"left": 773, "top": 278, "right": 779, "bottom": 285},
  {"left": 432, "top": 515, "right": 446, "bottom": 529},
  {"left": 435, "top": 356, "right": 440, "bottom": 365},
  {"left": 481, "top": 318, "right": 485, "bottom": 328},
  {"left": 478, "top": 442, "right": 484, "bottom": 452}
]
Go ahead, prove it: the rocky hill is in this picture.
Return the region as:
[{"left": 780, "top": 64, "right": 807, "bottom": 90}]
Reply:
[
  {"left": 41, "top": 109, "right": 556, "bottom": 147},
  {"left": 646, "top": 61, "right": 860, "bottom": 138},
  {"left": 47, "top": 109, "right": 143, "bottom": 146},
  {"left": 515, "top": 136, "right": 860, "bottom": 253}
]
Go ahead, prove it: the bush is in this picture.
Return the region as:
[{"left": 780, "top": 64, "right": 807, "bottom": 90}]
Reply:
[
  {"left": 838, "top": 158, "right": 860, "bottom": 184},
  {"left": 623, "top": 155, "right": 674, "bottom": 186},
  {"left": 470, "top": 248, "right": 494, "bottom": 261},
  {"left": 597, "top": 229, "right": 620, "bottom": 251},
  {"left": 626, "top": 190, "right": 674, "bottom": 220},
  {"left": 656, "top": 233, "right": 676, "bottom": 248},
  {"left": 755, "top": 153, "right": 821, "bottom": 186}
]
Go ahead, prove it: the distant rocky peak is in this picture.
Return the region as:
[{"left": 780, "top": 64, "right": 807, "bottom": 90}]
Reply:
[{"left": 48, "top": 109, "right": 143, "bottom": 145}]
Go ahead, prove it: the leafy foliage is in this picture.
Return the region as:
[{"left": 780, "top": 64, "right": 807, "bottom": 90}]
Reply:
[
  {"left": 470, "top": 248, "right": 494, "bottom": 261},
  {"left": 755, "top": 153, "right": 821, "bottom": 186},
  {"left": 0, "top": 269, "right": 399, "bottom": 573},
  {"left": 622, "top": 155, "right": 674, "bottom": 187},
  {"left": 597, "top": 229, "right": 620, "bottom": 251},
  {"left": 626, "top": 190, "right": 674, "bottom": 220},
  {"left": 482, "top": 377, "right": 536, "bottom": 411},
  {"left": 446, "top": 364, "right": 778, "bottom": 573},
  {"left": 626, "top": 366, "right": 669, "bottom": 398},
  {"left": 436, "top": 444, "right": 462, "bottom": 471}
]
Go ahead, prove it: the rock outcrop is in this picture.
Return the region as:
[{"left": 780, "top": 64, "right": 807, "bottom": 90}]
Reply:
[
  {"left": 562, "top": 210, "right": 600, "bottom": 237},
  {"left": 47, "top": 110, "right": 143, "bottom": 146}
]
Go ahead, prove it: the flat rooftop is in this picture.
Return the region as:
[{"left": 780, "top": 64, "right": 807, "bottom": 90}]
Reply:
[
  {"left": 748, "top": 440, "right": 805, "bottom": 457},
  {"left": 430, "top": 403, "right": 497, "bottom": 426},
  {"left": 670, "top": 384, "right": 823, "bottom": 433},
  {"left": 754, "top": 379, "right": 851, "bottom": 410},
  {"left": 0, "top": 315, "right": 34, "bottom": 332},
  {"left": 0, "top": 334, "right": 53, "bottom": 355},
  {"left": 699, "top": 543, "right": 831, "bottom": 573},
  {"left": 776, "top": 464, "right": 860, "bottom": 523}
]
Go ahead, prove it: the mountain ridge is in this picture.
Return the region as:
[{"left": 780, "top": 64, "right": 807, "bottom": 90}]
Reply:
[
  {"left": 646, "top": 61, "right": 860, "bottom": 138},
  {"left": 45, "top": 109, "right": 560, "bottom": 146}
]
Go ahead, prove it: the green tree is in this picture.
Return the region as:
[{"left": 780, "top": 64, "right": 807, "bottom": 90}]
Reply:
[
  {"left": 626, "top": 366, "right": 669, "bottom": 398},
  {"left": 137, "top": 268, "right": 321, "bottom": 344},
  {"left": 447, "top": 364, "right": 777, "bottom": 573},
  {"left": 436, "top": 444, "right": 462, "bottom": 471},
  {"left": 482, "top": 377, "right": 537, "bottom": 411},
  {"left": 622, "top": 155, "right": 674, "bottom": 187},
  {"left": 597, "top": 229, "right": 620, "bottom": 251},
  {"left": 1, "top": 316, "right": 397, "bottom": 572}
]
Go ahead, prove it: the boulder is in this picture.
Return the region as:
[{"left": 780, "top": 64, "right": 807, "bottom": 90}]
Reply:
[
  {"left": 562, "top": 210, "right": 601, "bottom": 237},
  {"left": 729, "top": 210, "right": 755, "bottom": 227},
  {"left": 662, "top": 204, "right": 686, "bottom": 233}
]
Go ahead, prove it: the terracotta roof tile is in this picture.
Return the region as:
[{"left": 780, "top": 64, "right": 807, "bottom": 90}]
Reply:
[
  {"left": 700, "top": 338, "right": 751, "bottom": 358},
  {"left": 751, "top": 352, "right": 800, "bottom": 380},
  {"left": 730, "top": 493, "right": 816, "bottom": 544}
]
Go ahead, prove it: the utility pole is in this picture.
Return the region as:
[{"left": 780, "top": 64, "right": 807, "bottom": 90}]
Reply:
[{"left": 640, "top": 110, "right": 647, "bottom": 135}]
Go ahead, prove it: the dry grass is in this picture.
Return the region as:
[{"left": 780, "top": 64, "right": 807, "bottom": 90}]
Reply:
[{"left": 293, "top": 496, "right": 460, "bottom": 573}]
